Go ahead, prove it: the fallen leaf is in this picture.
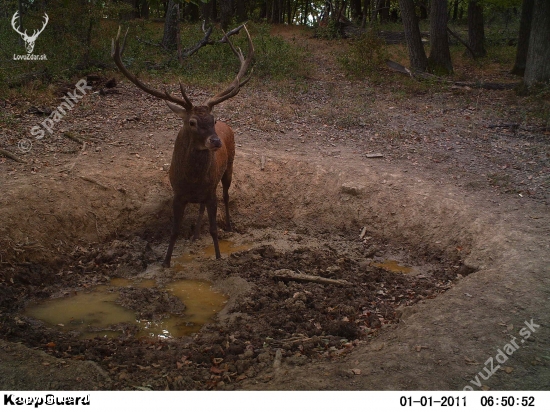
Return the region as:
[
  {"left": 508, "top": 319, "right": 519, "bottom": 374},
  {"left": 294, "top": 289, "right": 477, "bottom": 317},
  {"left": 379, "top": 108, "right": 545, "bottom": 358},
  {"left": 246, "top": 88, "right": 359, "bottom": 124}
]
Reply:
[
  {"left": 210, "top": 366, "right": 223, "bottom": 374},
  {"left": 46, "top": 342, "right": 56, "bottom": 348},
  {"left": 504, "top": 367, "right": 513, "bottom": 374},
  {"left": 464, "top": 357, "right": 479, "bottom": 365},
  {"left": 351, "top": 368, "right": 361, "bottom": 375}
]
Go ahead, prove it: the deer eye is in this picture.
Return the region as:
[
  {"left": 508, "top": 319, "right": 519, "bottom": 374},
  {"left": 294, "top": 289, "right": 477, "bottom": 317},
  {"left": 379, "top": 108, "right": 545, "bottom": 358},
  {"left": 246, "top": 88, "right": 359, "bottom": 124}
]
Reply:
[{"left": 189, "top": 119, "right": 197, "bottom": 127}]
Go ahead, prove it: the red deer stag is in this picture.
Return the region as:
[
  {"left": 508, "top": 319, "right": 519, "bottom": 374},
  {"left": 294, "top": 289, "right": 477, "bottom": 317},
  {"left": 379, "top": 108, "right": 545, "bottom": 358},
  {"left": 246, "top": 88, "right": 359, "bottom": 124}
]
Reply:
[{"left": 111, "top": 26, "right": 254, "bottom": 268}]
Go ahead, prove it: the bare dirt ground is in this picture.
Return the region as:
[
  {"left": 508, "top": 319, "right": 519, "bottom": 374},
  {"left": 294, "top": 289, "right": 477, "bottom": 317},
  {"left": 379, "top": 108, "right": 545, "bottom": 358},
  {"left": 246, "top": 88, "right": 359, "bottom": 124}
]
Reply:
[{"left": 0, "top": 26, "right": 549, "bottom": 391}]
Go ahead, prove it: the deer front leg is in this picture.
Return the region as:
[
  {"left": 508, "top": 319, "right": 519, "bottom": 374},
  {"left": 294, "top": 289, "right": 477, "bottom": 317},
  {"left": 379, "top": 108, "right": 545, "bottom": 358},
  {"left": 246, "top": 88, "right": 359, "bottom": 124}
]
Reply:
[
  {"left": 162, "top": 196, "right": 187, "bottom": 268},
  {"left": 192, "top": 203, "right": 206, "bottom": 241},
  {"left": 206, "top": 197, "right": 221, "bottom": 259},
  {"left": 221, "top": 166, "right": 233, "bottom": 232}
]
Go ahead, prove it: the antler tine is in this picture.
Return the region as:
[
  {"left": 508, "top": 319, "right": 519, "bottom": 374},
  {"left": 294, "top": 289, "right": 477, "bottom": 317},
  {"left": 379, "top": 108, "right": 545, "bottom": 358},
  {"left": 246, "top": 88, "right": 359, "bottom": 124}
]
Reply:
[
  {"left": 206, "top": 24, "right": 254, "bottom": 110},
  {"left": 179, "top": 82, "right": 194, "bottom": 109},
  {"left": 111, "top": 26, "right": 193, "bottom": 111}
]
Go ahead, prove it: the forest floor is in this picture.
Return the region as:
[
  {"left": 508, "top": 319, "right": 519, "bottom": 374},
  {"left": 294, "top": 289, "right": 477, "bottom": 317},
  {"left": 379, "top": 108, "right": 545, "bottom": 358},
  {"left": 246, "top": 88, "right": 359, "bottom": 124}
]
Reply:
[{"left": 0, "top": 25, "right": 549, "bottom": 391}]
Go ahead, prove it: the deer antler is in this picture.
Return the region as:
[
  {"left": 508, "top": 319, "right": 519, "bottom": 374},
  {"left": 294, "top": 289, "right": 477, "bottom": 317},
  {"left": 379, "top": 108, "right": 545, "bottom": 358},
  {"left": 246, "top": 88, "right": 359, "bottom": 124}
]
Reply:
[
  {"left": 111, "top": 27, "right": 193, "bottom": 111},
  {"left": 205, "top": 25, "right": 254, "bottom": 110}
]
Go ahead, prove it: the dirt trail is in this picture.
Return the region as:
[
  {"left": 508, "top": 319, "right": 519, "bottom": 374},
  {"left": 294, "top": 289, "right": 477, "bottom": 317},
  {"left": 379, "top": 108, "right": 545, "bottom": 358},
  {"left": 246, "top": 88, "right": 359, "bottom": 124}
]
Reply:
[{"left": 1, "top": 26, "right": 549, "bottom": 391}]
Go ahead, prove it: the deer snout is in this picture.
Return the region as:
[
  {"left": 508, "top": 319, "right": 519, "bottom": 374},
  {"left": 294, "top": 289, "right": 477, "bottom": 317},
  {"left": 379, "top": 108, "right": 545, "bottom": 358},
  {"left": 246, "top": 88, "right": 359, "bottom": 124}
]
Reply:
[{"left": 207, "top": 135, "right": 222, "bottom": 150}]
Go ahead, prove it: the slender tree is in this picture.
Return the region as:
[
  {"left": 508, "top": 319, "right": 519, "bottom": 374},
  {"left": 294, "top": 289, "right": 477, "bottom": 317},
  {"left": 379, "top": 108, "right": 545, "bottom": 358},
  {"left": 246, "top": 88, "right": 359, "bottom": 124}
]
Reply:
[
  {"left": 399, "top": 0, "right": 428, "bottom": 71},
  {"left": 428, "top": 0, "right": 453, "bottom": 74},
  {"left": 511, "top": 0, "right": 534, "bottom": 76},
  {"left": 468, "top": 0, "right": 486, "bottom": 57},
  {"left": 162, "top": 0, "right": 178, "bottom": 49},
  {"left": 141, "top": 0, "right": 150, "bottom": 18},
  {"left": 524, "top": 0, "right": 550, "bottom": 86}
]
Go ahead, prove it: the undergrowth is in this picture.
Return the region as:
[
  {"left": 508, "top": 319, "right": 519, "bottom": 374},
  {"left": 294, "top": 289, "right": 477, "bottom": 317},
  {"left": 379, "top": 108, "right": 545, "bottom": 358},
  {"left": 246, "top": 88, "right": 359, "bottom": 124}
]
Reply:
[
  {"left": 0, "top": 14, "right": 310, "bottom": 99},
  {"left": 338, "top": 29, "right": 388, "bottom": 79}
]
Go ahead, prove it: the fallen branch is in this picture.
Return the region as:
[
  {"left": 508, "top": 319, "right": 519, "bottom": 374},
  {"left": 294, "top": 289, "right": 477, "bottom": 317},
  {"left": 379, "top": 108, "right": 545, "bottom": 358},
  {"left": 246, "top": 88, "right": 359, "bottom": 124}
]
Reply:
[
  {"left": 488, "top": 123, "right": 520, "bottom": 129},
  {"left": 219, "top": 23, "right": 246, "bottom": 43},
  {"left": 453, "top": 81, "right": 517, "bottom": 90},
  {"left": 63, "top": 131, "right": 84, "bottom": 144},
  {"left": 79, "top": 175, "right": 110, "bottom": 190},
  {"left": 272, "top": 269, "right": 351, "bottom": 286},
  {"left": 385, "top": 60, "right": 520, "bottom": 90},
  {"left": 447, "top": 27, "right": 476, "bottom": 58},
  {"left": 0, "top": 148, "right": 26, "bottom": 163},
  {"left": 179, "top": 22, "right": 214, "bottom": 62}
]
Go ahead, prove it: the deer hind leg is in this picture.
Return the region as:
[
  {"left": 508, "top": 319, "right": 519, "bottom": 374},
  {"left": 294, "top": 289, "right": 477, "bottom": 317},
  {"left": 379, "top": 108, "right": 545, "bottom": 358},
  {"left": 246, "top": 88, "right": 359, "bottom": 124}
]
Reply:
[
  {"left": 162, "top": 196, "right": 187, "bottom": 268},
  {"left": 192, "top": 203, "right": 206, "bottom": 241},
  {"left": 206, "top": 197, "right": 221, "bottom": 259},
  {"left": 221, "top": 164, "right": 233, "bottom": 232}
]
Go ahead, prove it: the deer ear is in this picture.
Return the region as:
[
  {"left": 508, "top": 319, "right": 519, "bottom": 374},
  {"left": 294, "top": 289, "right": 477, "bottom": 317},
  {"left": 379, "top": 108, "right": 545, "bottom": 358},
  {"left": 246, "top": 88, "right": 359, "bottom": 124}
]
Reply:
[{"left": 166, "top": 102, "right": 187, "bottom": 119}]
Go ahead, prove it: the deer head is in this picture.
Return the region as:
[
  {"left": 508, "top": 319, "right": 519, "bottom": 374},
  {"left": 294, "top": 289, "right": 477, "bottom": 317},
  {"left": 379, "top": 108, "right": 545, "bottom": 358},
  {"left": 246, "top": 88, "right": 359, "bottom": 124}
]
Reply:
[
  {"left": 111, "top": 25, "right": 254, "bottom": 124},
  {"left": 11, "top": 11, "right": 49, "bottom": 54}
]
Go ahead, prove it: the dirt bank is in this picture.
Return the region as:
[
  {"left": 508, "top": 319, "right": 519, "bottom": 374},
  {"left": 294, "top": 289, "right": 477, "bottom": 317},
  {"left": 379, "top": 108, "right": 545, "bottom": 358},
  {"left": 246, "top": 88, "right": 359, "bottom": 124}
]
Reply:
[{"left": 1, "top": 28, "right": 548, "bottom": 391}]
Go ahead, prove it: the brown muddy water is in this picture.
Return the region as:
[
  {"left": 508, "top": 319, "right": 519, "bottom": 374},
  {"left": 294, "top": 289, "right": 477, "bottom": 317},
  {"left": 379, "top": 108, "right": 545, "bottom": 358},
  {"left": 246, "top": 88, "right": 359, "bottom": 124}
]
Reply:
[
  {"left": 173, "top": 239, "right": 252, "bottom": 265},
  {"left": 24, "top": 278, "right": 227, "bottom": 339}
]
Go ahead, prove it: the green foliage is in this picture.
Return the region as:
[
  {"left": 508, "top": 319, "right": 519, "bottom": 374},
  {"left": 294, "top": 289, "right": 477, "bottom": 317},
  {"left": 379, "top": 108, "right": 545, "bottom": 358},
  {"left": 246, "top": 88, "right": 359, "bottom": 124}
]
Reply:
[
  {"left": 0, "top": 5, "right": 310, "bottom": 96},
  {"left": 338, "top": 30, "right": 388, "bottom": 79},
  {"left": 249, "top": 23, "right": 311, "bottom": 81},
  {"left": 314, "top": 20, "right": 342, "bottom": 40},
  {"left": 0, "top": 1, "right": 133, "bottom": 95},
  {"left": 117, "top": 22, "right": 311, "bottom": 86}
]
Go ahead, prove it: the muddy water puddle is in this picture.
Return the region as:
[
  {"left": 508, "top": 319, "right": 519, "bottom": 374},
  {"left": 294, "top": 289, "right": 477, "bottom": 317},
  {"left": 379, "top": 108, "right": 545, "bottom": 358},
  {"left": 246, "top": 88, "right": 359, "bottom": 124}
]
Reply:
[
  {"left": 372, "top": 260, "right": 413, "bottom": 274},
  {"left": 174, "top": 239, "right": 251, "bottom": 265},
  {"left": 24, "top": 279, "right": 227, "bottom": 339}
]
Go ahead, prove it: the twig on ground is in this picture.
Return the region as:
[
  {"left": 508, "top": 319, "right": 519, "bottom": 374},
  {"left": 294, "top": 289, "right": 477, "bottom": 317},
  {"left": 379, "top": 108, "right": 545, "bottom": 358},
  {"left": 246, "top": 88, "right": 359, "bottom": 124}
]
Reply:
[
  {"left": 272, "top": 269, "right": 352, "bottom": 286},
  {"left": 79, "top": 175, "right": 110, "bottom": 190},
  {"left": 0, "top": 148, "right": 26, "bottom": 163},
  {"left": 63, "top": 131, "right": 84, "bottom": 144}
]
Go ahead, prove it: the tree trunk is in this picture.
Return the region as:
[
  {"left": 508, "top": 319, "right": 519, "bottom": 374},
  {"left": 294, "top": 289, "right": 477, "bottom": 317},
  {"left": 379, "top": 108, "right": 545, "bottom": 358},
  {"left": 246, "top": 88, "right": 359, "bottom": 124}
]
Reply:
[
  {"left": 219, "top": 0, "right": 233, "bottom": 30},
  {"left": 468, "top": 1, "right": 486, "bottom": 57},
  {"left": 452, "top": 0, "right": 459, "bottom": 21},
  {"left": 140, "top": 0, "right": 149, "bottom": 18},
  {"left": 379, "top": 0, "right": 390, "bottom": 22},
  {"left": 183, "top": 2, "right": 200, "bottom": 22},
  {"left": 524, "top": 0, "right": 550, "bottom": 86},
  {"left": 419, "top": 4, "right": 428, "bottom": 20},
  {"left": 428, "top": 0, "right": 453, "bottom": 74},
  {"left": 398, "top": 0, "right": 428, "bottom": 72},
  {"left": 511, "top": 0, "right": 534, "bottom": 76},
  {"left": 17, "top": 0, "right": 24, "bottom": 47},
  {"left": 162, "top": 0, "right": 178, "bottom": 50},
  {"left": 363, "top": 0, "right": 370, "bottom": 24},
  {"left": 236, "top": 0, "right": 247, "bottom": 22}
]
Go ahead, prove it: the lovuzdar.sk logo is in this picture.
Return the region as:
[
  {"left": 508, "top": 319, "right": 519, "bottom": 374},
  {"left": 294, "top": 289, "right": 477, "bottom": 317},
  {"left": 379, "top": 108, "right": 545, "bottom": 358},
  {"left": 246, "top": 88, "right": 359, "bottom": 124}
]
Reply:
[{"left": 11, "top": 10, "right": 48, "bottom": 61}]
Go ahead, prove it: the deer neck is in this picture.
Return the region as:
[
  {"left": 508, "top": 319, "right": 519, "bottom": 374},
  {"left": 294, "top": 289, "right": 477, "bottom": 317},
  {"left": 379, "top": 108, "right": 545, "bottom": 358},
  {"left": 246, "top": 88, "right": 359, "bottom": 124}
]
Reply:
[{"left": 172, "top": 129, "right": 214, "bottom": 181}]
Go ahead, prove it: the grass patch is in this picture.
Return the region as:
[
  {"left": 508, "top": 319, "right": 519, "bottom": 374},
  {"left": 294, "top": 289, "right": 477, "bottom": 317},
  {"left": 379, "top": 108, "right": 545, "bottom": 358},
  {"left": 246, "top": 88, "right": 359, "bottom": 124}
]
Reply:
[
  {"left": 0, "top": 16, "right": 311, "bottom": 99},
  {"left": 338, "top": 29, "right": 388, "bottom": 79}
]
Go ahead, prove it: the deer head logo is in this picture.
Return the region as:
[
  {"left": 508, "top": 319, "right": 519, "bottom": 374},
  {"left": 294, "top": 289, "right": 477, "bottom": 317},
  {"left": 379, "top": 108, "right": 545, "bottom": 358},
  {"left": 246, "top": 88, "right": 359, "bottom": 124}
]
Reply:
[{"left": 11, "top": 11, "right": 49, "bottom": 54}]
